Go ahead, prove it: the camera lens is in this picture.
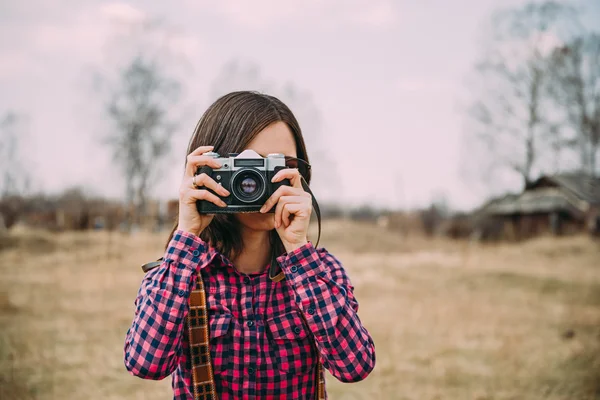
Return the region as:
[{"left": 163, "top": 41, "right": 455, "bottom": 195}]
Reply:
[
  {"left": 231, "top": 168, "right": 266, "bottom": 203},
  {"left": 240, "top": 177, "right": 257, "bottom": 195}
]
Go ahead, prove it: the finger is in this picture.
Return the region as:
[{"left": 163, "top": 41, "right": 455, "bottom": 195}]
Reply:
[
  {"left": 191, "top": 174, "right": 230, "bottom": 197},
  {"left": 260, "top": 186, "right": 304, "bottom": 213},
  {"left": 271, "top": 168, "right": 302, "bottom": 189},
  {"left": 188, "top": 145, "right": 214, "bottom": 157},
  {"left": 185, "top": 188, "right": 227, "bottom": 207},
  {"left": 275, "top": 196, "right": 306, "bottom": 227},
  {"left": 274, "top": 196, "right": 294, "bottom": 228},
  {"left": 282, "top": 203, "right": 292, "bottom": 227},
  {"left": 283, "top": 203, "right": 303, "bottom": 227},
  {"left": 260, "top": 185, "right": 305, "bottom": 213},
  {"left": 185, "top": 155, "right": 222, "bottom": 177}
]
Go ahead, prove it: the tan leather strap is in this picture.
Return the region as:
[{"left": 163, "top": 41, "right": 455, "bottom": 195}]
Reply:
[
  {"left": 308, "top": 321, "right": 326, "bottom": 400},
  {"left": 318, "top": 361, "right": 325, "bottom": 399},
  {"left": 187, "top": 271, "right": 218, "bottom": 400},
  {"left": 140, "top": 260, "right": 326, "bottom": 399}
]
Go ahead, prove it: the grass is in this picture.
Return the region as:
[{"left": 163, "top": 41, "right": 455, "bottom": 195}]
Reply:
[{"left": 0, "top": 220, "right": 599, "bottom": 399}]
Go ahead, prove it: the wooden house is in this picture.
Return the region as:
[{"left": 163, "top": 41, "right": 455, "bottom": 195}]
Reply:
[{"left": 481, "top": 173, "right": 600, "bottom": 239}]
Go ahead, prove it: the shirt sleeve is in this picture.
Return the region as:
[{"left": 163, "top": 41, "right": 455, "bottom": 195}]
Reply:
[
  {"left": 123, "top": 230, "right": 216, "bottom": 380},
  {"left": 277, "top": 244, "right": 376, "bottom": 383}
]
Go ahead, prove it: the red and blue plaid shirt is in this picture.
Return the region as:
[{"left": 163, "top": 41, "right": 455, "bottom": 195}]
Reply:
[{"left": 124, "top": 230, "right": 375, "bottom": 399}]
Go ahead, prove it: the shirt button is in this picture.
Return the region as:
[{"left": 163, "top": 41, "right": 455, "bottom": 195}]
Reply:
[
  {"left": 192, "top": 250, "right": 200, "bottom": 257},
  {"left": 290, "top": 266, "right": 298, "bottom": 273},
  {"left": 307, "top": 308, "right": 315, "bottom": 315},
  {"left": 244, "top": 277, "right": 251, "bottom": 284},
  {"left": 293, "top": 326, "right": 301, "bottom": 335},
  {"left": 247, "top": 320, "right": 254, "bottom": 327},
  {"left": 177, "top": 290, "right": 185, "bottom": 297},
  {"left": 248, "top": 366, "right": 255, "bottom": 374}
]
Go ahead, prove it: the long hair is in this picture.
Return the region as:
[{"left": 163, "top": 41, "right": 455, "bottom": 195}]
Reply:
[{"left": 164, "top": 91, "right": 311, "bottom": 261}]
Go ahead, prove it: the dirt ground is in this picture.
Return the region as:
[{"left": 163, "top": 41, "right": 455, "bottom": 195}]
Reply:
[{"left": 1, "top": 220, "right": 599, "bottom": 399}]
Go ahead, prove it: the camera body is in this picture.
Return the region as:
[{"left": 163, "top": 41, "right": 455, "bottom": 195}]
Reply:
[{"left": 196, "top": 149, "right": 291, "bottom": 214}]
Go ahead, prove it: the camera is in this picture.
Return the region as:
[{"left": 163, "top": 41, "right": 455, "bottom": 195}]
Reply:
[{"left": 196, "top": 149, "right": 291, "bottom": 214}]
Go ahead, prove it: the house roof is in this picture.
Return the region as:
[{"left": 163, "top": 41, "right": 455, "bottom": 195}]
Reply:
[
  {"left": 479, "top": 173, "right": 599, "bottom": 218},
  {"left": 530, "top": 173, "right": 600, "bottom": 204},
  {"left": 484, "top": 187, "right": 588, "bottom": 217}
]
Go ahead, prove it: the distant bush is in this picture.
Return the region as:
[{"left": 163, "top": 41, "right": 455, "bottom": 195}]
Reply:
[
  {"left": 0, "top": 195, "right": 25, "bottom": 230},
  {"left": 348, "top": 205, "right": 381, "bottom": 222},
  {"left": 2, "top": 188, "right": 126, "bottom": 232},
  {"left": 437, "top": 213, "right": 474, "bottom": 239},
  {"left": 385, "top": 211, "right": 425, "bottom": 237},
  {"left": 318, "top": 203, "right": 346, "bottom": 219}
]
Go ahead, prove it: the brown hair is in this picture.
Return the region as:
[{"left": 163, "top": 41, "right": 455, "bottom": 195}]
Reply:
[{"left": 164, "top": 91, "right": 310, "bottom": 261}]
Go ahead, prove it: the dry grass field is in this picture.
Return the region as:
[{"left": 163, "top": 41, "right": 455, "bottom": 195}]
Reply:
[{"left": 1, "top": 220, "right": 599, "bottom": 400}]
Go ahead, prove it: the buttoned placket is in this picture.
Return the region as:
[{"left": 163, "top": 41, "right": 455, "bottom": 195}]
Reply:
[{"left": 240, "top": 271, "right": 257, "bottom": 399}]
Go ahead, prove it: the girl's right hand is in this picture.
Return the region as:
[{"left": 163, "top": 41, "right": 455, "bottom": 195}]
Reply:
[{"left": 177, "top": 145, "right": 230, "bottom": 236}]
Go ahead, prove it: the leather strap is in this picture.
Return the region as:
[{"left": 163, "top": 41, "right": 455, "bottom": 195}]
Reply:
[
  {"left": 187, "top": 271, "right": 218, "bottom": 400},
  {"left": 142, "top": 259, "right": 217, "bottom": 400},
  {"left": 141, "top": 259, "right": 162, "bottom": 273}
]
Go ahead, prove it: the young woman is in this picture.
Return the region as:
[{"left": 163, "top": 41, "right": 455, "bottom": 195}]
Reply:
[{"left": 124, "top": 91, "right": 376, "bottom": 399}]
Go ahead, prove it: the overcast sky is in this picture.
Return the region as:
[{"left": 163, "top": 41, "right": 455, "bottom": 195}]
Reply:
[{"left": 1, "top": 0, "right": 598, "bottom": 210}]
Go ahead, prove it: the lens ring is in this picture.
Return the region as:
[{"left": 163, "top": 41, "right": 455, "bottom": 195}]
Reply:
[{"left": 231, "top": 168, "right": 266, "bottom": 203}]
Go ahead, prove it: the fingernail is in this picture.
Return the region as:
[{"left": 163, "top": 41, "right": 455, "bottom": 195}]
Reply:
[
  {"left": 259, "top": 206, "right": 265, "bottom": 213},
  {"left": 220, "top": 201, "right": 227, "bottom": 207}
]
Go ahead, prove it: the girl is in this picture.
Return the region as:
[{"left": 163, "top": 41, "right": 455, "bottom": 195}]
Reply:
[{"left": 124, "top": 91, "right": 375, "bottom": 399}]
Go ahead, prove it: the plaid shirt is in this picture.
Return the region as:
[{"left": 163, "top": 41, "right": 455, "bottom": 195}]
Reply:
[{"left": 124, "top": 230, "right": 375, "bottom": 399}]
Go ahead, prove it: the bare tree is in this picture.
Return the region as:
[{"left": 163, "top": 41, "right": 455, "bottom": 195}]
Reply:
[
  {"left": 102, "top": 56, "right": 181, "bottom": 226},
  {"left": 0, "top": 112, "right": 30, "bottom": 230},
  {"left": 0, "top": 112, "right": 29, "bottom": 196},
  {"left": 548, "top": 33, "right": 600, "bottom": 177},
  {"left": 210, "top": 60, "right": 342, "bottom": 203},
  {"left": 464, "top": 1, "right": 578, "bottom": 190}
]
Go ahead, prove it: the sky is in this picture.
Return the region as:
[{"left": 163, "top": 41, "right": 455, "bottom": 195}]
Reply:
[{"left": 1, "top": 0, "right": 598, "bottom": 211}]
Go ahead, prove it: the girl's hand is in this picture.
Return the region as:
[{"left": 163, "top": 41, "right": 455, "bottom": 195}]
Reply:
[
  {"left": 178, "top": 145, "right": 230, "bottom": 236},
  {"left": 259, "top": 168, "right": 312, "bottom": 252}
]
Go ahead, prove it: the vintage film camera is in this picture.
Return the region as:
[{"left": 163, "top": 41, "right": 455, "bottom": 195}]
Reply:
[{"left": 195, "top": 149, "right": 291, "bottom": 214}]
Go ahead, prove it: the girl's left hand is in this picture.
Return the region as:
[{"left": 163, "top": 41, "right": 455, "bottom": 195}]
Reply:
[{"left": 259, "top": 168, "right": 312, "bottom": 253}]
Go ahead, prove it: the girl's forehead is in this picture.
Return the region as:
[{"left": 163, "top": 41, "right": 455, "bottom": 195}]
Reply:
[{"left": 245, "top": 121, "right": 297, "bottom": 158}]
